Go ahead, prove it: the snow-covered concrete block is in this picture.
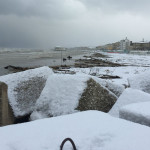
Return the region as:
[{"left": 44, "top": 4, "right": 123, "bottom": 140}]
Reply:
[
  {"left": 31, "top": 74, "right": 117, "bottom": 120},
  {"left": 69, "top": 67, "right": 126, "bottom": 97},
  {"left": 93, "top": 76, "right": 125, "bottom": 97},
  {"left": 109, "top": 88, "right": 150, "bottom": 117},
  {"left": 0, "top": 82, "right": 15, "bottom": 126},
  {"left": 119, "top": 102, "right": 150, "bottom": 127},
  {"left": 128, "top": 69, "right": 150, "bottom": 94},
  {"left": 0, "top": 66, "right": 53, "bottom": 119},
  {"left": 1, "top": 111, "right": 150, "bottom": 150}
]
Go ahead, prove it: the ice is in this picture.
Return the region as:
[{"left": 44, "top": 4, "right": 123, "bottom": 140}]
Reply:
[{"left": 109, "top": 88, "right": 150, "bottom": 117}]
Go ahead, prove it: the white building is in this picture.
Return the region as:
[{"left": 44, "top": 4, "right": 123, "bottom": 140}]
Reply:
[{"left": 120, "top": 37, "right": 130, "bottom": 50}]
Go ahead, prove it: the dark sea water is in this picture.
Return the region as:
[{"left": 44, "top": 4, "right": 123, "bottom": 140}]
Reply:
[{"left": 0, "top": 48, "right": 90, "bottom": 76}]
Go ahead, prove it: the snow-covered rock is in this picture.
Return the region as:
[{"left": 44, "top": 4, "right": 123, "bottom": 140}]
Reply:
[
  {"left": 92, "top": 76, "right": 125, "bottom": 97},
  {"left": 1, "top": 111, "right": 150, "bottom": 150},
  {"left": 109, "top": 88, "right": 150, "bottom": 117},
  {"left": 31, "top": 74, "right": 117, "bottom": 120},
  {"left": 102, "top": 80, "right": 125, "bottom": 97},
  {"left": 0, "top": 66, "right": 53, "bottom": 117},
  {"left": 119, "top": 101, "right": 150, "bottom": 127},
  {"left": 70, "top": 67, "right": 126, "bottom": 95},
  {"left": 128, "top": 69, "right": 150, "bottom": 94}
]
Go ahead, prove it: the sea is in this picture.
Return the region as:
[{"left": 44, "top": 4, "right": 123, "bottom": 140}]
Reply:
[{"left": 0, "top": 48, "right": 90, "bottom": 76}]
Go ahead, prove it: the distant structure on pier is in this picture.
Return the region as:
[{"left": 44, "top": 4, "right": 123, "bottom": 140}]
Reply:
[{"left": 54, "top": 46, "right": 66, "bottom": 51}]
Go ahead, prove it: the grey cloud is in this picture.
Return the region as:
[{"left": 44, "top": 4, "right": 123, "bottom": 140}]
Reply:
[
  {"left": 0, "top": 0, "right": 52, "bottom": 16},
  {"left": 0, "top": 0, "right": 86, "bottom": 20},
  {"left": 0, "top": 0, "right": 150, "bottom": 48},
  {"left": 81, "top": 0, "right": 150, "bottom": 15},
  {"left": 1, "top": 0, "right": 150, "bottom": 17}
]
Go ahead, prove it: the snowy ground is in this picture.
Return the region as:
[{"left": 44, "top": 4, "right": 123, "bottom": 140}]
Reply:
[
  {"left": 1, "top": 111, "right": 150, "bottom": 150},
  {"left": 1, "top": 51, "right": 150, "bottom": 149},
  {"left": 69, "top": 51, "right": 150, "bottom": 86},
  {"left": 100, "top": 52, "right": 150, "bottom": 66},
  {"left": 70, "top": 66, "right": 150, "bottom": 85}
]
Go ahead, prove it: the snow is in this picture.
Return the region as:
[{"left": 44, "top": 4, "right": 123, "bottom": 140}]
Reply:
[
  {"left": 91, "top": 75, "right": 124, "bottom": 97},
  {"left": 1, "top": 52, "right": 150, "bottom": 149},
  {"left": 1, "top": 111, "right": 150, "bottom": 150},
  {"left": 128, "top": 69, "right": 150, "bottom": 94},
  {"left": 31, "top": 73, "right": 119, "bottom": 121},
  {"left": 109, "top": 88, "right": 150, "bottom": 117},
  {"left": 119, "top": 102, "right": 150, "bottom": 127},
  {"left": 0, "top": 66, "right": 53, "bottom": 117},
  {"left": 31, "top": 74, "right": 90, "bottom": 120},
  {"left": 100, "top": 52, "right": 150, "bottom": 66},
  {"left": 70, "top": 66, "right": 149, "bottom": 85}
]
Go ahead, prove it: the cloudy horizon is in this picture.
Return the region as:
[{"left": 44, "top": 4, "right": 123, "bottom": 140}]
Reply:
[{"left": 0, "top": 0, "right": 150, "bottom": 48}]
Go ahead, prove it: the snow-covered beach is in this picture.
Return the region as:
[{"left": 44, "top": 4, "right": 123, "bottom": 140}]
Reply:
[{"left": 1, "top": 50, "right": 150, "bottom": 150}]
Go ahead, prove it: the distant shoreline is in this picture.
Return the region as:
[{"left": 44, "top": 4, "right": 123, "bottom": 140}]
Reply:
[{"left": 0, "top": 49, "right": 92, "bottom": 76}]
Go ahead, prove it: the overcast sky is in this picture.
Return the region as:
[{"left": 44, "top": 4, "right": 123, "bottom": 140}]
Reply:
[{"left": 0, "top": 0, "right": 150, "bottom": 48}]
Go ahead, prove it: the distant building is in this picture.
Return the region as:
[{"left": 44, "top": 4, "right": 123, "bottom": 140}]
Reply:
[
  {"left": 130, "top": 39, "right": 150, "bottom": 50},
  {"left": 96, "top": 42, "right": 120, "bottom": 50},
  {"left": 96, "top": 38, "right": 150, "bottom": 51},
  {"left": 120, "top": 37, "right": 131, "bottom": 50}
]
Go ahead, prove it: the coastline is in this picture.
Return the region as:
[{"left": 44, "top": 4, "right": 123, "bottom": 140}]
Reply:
[{"left": 0, "top": 49, "right": 91, "bottom": 76}]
